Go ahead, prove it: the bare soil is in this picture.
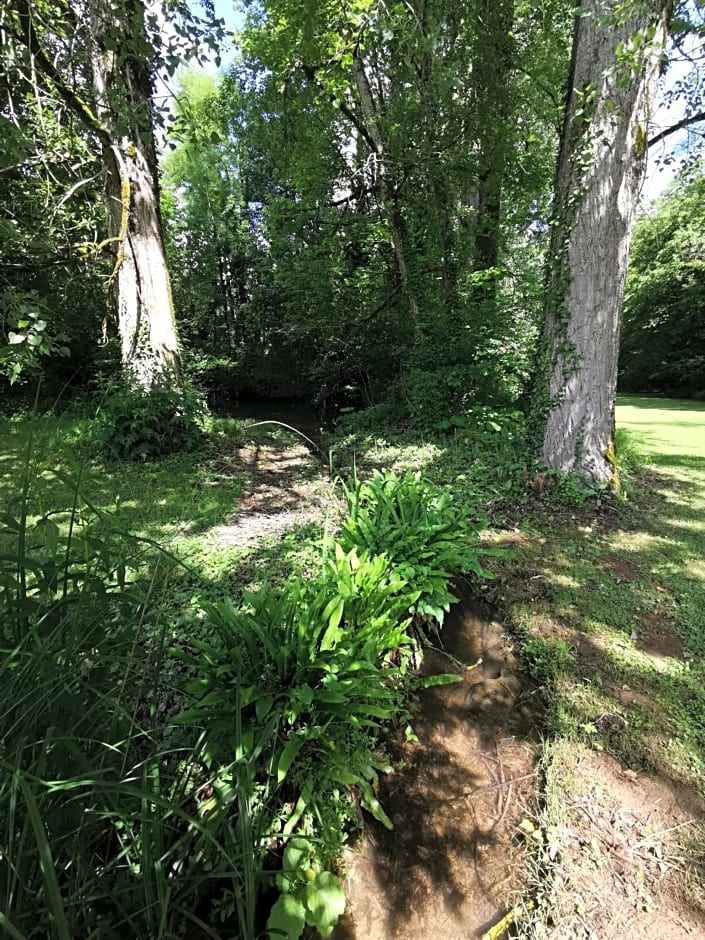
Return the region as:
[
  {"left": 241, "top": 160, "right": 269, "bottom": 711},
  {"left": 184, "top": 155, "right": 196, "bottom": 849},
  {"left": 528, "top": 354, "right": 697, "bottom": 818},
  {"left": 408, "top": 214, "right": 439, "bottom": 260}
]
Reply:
[
  {"left": 211, "top": 441, "right": 337, "bottom": 546},
  {"left": 535, "top": 748, "right": 705, "bottom": 940},
  {"left": 333, "top": 579, "right": 540, "bottom": 940}
]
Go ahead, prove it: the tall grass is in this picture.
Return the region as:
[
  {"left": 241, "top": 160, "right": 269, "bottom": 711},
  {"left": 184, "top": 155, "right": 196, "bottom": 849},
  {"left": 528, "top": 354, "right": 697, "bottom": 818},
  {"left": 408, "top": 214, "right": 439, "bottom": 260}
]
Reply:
[
  {"left": 1, "top": 417, "right": 489, "bottom": 938},
  {"left": 0, "top": 436, "right": 252, "bottom": 938}
]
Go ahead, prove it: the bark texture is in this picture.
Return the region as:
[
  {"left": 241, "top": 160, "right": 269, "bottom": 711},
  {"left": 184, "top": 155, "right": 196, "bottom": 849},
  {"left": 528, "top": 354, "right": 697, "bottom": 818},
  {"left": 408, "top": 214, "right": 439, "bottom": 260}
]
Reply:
[
  {"left": 90, "top": 0, "right": 181, "bottom": 389},
  {"left": 540, "top": 0, "right": 671, "bottom": 482}
]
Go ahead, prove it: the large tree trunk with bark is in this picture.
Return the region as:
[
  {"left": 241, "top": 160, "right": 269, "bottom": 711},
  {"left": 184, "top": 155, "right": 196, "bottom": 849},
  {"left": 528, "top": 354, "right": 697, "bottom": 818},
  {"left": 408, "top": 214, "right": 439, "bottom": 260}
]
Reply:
[
  {"left": 90, "top": 0, "right": 181, "bottom": 389},
  {"left": 537, "top": 0, "right": 671, "bottom": 482},
  {"left": 8, "top": 0, "right": 181, "bottom": 389}
]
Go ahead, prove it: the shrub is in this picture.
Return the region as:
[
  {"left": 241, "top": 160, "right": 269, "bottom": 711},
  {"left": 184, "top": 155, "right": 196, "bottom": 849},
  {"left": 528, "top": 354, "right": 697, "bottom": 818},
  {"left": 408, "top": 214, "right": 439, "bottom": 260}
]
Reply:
[
  {"left": 95, "top": 380, "right": 206, "bottom": 460},
  {"left": 338, "top": 470, "right": 494, "bottom": 624}
]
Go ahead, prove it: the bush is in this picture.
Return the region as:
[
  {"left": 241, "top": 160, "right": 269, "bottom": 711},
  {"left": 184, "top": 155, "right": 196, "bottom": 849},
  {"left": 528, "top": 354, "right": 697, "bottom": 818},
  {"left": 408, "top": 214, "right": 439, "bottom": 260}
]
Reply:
[
  {"left": 96, "top": 380, "right": 206, "bottom": 460},
  {"left": 620, "top": 164, "right": 705, "bottom": 397},
  {"left": 338, "top": 470, "right": 494, "bottom": 624}
]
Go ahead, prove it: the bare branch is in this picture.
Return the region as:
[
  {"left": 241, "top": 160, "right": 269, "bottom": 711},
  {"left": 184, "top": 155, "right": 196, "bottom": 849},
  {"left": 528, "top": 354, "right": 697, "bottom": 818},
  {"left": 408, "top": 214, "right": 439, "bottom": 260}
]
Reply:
[{"left": 649, "top": 109, "right": 705, "bottom": 147}]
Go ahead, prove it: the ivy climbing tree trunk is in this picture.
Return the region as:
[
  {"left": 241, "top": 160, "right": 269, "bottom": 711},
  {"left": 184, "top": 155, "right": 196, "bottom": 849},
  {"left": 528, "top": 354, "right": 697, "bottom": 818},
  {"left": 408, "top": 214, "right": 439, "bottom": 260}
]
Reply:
[
  {"left": 10, "top": 0, "right": 182, "bottom": 390},
  {"left": 89, "top": 0, "right": 181, "bottom": 389},
  {"left": 537, "top": 0, "right": 671, "bottom": 482}
]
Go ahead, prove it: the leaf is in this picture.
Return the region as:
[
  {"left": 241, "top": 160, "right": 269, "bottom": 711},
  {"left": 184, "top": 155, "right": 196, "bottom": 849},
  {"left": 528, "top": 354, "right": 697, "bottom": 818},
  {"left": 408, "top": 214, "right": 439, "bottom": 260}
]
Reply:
[
  {"left": 267, "top": 893, "right": 306, "bottom": 940},
  {"left": 8, "top": 332, "right": 25, "bottom": 345},
  {"left": 282, "top": 836, "right": 312, "bottom": 874},
  {"left": 359, "top": 781, "right": 393, "bottom": 829},
  {"left": 304, "top": 871, "right": 346, "bottom": 934},
  {"left": 414, "top": 673, "right": 463, "bottom": 689},
  {"left": 20, "top": 778, "right": 71, "bottom": 940},
  {"left": 0, "top": 512, "right": 21, "bottom": 533},
  {"left": 37, "top": 518, "right": 60, "bottom": 556},
  {"left": 277, "top": 734, "right": 306, "bottom": 784}
]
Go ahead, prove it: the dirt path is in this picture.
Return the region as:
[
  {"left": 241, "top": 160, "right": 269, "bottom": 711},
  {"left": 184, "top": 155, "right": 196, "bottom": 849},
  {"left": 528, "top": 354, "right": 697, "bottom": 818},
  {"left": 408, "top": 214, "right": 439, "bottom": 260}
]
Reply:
[
  {"left": 334, "top": 580, "right": 539, "bottom": 940},
  {"left": 210, "top": 439, "right": 337, "bottom": 546}
]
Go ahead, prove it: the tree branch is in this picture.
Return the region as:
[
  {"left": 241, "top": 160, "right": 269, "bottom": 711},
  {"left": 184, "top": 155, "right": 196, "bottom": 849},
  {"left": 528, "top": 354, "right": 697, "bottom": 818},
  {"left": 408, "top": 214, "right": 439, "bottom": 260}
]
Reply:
[
  {"left": 9, "top": 0, "right": 111, "bottom": 148},
  {"left": 648, "top": 110, "right": 705, "bottom": 147},
  {"left": 300, "top": 63, "right": 381, "bottom": 157}
]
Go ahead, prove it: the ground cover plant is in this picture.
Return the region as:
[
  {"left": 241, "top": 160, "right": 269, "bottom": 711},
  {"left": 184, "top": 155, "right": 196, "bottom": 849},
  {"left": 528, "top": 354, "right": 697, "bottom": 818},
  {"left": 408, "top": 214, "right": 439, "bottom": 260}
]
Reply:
[{"left": 0, "top": 406, "right": 490, "bottom": 938}]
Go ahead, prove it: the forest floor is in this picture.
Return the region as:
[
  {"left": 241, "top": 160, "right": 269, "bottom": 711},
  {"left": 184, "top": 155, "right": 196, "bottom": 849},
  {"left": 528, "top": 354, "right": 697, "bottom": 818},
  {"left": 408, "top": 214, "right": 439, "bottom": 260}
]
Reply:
[
  {"left": 1, "top": 395, "right": 704, "bottom": 938},
  {"left": 200, "top": 395, "right": 705, "bottom": 939}
]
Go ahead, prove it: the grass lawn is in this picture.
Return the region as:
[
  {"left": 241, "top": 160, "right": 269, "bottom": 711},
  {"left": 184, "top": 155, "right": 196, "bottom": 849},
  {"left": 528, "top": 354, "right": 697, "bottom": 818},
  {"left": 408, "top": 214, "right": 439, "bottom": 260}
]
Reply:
[{"left": 488, "top": 395, "right": 705, "bottom": 934}]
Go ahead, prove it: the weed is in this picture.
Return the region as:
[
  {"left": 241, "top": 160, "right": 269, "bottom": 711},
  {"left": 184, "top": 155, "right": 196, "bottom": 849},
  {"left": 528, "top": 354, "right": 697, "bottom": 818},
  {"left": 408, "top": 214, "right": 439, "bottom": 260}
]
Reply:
[{"left": 95, "top": 379, "right": 206, "bottom": 461}]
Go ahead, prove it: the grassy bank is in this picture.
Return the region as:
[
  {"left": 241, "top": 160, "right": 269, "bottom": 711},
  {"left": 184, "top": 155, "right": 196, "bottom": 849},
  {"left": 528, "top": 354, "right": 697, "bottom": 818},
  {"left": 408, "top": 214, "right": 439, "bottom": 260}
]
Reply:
[
  {"left": 1, "top": 395, "right": 703, "bottom": 936},
  {"left": 498, "top": 395, "right": 705, "bottom": 934},
  {"left": 498, "top": 395, "right": 705, "bottom": 782}
]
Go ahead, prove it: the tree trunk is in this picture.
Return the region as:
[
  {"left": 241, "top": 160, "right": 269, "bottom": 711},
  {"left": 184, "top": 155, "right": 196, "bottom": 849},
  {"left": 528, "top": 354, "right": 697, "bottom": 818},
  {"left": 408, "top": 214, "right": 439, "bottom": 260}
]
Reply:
[
  {"left": 472, "top": 0, "right": 514, "bottom": 279},
  {"left": 537, "top": 0, "right": 671, "bottom": 482},
  {"left": 90, "top": 0, "right": 181, "bottom": 389}
]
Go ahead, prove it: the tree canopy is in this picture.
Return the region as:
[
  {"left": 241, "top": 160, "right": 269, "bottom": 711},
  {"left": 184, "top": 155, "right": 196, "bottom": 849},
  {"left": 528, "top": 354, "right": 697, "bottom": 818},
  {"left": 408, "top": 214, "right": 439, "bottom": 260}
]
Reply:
[{"left": 1, "top": 0, "right": 703, "bottom": 464}]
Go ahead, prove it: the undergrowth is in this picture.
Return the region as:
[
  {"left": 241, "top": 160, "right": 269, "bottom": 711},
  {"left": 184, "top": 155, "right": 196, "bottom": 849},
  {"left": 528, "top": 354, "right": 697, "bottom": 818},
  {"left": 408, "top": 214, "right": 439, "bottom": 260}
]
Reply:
[{"left": 0, "top": 410, "right": 488, "bottom": 939}]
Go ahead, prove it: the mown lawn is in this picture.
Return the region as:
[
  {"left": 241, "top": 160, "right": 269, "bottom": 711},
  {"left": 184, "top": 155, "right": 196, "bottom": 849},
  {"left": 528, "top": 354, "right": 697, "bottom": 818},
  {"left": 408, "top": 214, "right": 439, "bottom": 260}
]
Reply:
[{"left": 492, "top": 395, "right": 705, "bottom": 779}]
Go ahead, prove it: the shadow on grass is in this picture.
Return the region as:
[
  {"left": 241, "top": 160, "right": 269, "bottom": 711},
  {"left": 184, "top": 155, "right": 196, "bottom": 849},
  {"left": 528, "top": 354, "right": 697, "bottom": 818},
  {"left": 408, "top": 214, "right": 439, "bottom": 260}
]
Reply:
[
  {"left": 648, "top": 453, "right": 705, "bottom": 472},
  {"left": 617, "top": 395, "right": 705, "bottom": 413},
  {"left": 0, "top": 415, "right": 334, "bottom": 559},
  {"left": 505, "top": 396, "right": 705, "bottom": 795}
]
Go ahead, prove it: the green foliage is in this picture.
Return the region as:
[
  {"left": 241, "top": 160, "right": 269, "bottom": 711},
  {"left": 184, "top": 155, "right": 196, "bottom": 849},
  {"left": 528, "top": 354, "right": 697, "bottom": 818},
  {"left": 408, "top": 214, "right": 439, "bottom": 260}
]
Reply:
[
  {"left": 0, "top": 446, "right": 241, "bottom": 937},
  {"left": 160, "top": 0, "right": 570, "bottom": 416},
  {"left": 522, "top": 637, "right": 573, "bottom": 683},
  {"left": 174, "top": 544, "right": 416, "bottom": 805},
  {"left": 0, "top": 288, "right": 70, "bottom": 385},
  {"left": 268, "top": 837, "right": 346, "bottom": 938},
  {"left": 620, "top": 163, "right": 705, "bottom": 397},
  {"left": 167, "top": 468, "right": 483, "bottom": 937},
  {"left": 0, "top": 406, "right": 494, "bottom": 937},
  {"left": 170, "top": 544, "right": 419, "bottom": 938},
  {"left": 434, "top": 406, "right": 526, "bottom": 443},
  {"left": 96, "top": 380, "right": 206, "bottom": 460},
  {"left": 338, "top": 470, "right": 493, "bottom": 624}
]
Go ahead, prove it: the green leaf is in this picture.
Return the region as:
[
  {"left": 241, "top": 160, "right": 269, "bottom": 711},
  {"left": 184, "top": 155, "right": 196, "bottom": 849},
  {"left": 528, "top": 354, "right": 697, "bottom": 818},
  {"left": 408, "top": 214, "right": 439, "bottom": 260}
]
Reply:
[
  {"left": 277, "top": 734, "right": 306, "bottom": 784},
  {"left": 359, "top": 781, "right": 393, "bottom": 829},
  {"left": 19, "top": 777, "right": 71, "bottom": 940},
  {"left": 267, "top": 893, "right": 306, "bottom": 940},
  {"left": 304, "top": 871, "right": 346, "bottom": 934},
  {"left": 282, "top": 836, "right": 312, "bottom": 874},
  {"left": 415, "top": 673, "right": 463, "bottom": 689},
  {"left": 0, "top": 912, "right": 26, "bottom": 940}
]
